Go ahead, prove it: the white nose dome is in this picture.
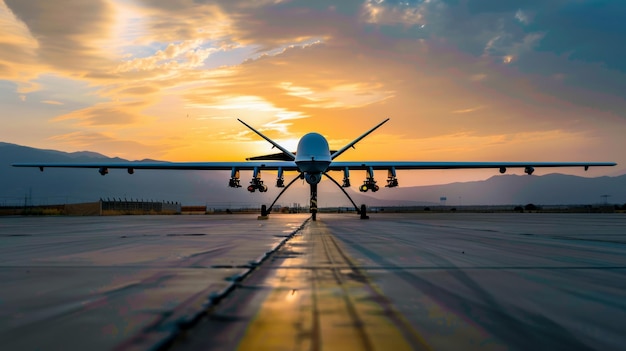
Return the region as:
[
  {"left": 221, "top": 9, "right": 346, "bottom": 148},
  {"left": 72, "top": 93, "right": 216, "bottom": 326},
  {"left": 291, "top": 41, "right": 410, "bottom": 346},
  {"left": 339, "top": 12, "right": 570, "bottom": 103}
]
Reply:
[{"left": 296, "top": 133, "right": 331, "bottom": 162}]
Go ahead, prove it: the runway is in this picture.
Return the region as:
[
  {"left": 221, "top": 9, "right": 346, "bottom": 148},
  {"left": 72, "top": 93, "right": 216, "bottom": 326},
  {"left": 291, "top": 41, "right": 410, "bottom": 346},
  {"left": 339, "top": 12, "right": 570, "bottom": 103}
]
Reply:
[{"left": 1, "top": 214, "right": 625, "bottom": 350}]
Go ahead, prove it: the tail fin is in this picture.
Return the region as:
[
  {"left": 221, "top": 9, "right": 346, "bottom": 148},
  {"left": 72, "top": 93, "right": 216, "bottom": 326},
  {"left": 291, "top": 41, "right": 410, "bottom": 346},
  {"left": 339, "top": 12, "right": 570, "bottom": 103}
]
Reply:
[
  {"left": 331, "top": 118, "right": 389, "bottom": 160},
  {"left": 238, "top": 119, "right": 296, "bottom": 161}
]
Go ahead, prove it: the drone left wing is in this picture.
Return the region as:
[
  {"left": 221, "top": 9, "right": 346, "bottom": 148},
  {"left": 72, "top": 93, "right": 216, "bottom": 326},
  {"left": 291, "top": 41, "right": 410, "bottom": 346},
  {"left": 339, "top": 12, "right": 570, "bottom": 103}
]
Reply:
[
  {"left": 13, "top": 161, "right": 298, "bottom": 173},
  {"left": 13, "top": 160, "right": 300, "bottom": 192}
]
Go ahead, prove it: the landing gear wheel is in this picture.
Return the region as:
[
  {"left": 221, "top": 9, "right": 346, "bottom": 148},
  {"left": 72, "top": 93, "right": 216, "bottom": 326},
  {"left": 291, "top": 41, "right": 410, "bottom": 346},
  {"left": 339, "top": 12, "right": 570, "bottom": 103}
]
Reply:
[{"left": 360, "top": 204, "right": 369, "bottom": 219}]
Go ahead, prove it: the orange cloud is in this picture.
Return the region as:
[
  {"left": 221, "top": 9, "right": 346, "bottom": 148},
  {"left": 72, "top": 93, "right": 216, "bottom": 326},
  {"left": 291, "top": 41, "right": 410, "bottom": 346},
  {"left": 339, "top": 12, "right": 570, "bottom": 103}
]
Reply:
[
  {"left": 41, "top": 100, "right": 64, "bottom": 105},
  {"left": 53, "top": 101, "right": 150, "bottom": 126},
  {"left": 49, "top": 131, "right": 167, "bottom": 158}
]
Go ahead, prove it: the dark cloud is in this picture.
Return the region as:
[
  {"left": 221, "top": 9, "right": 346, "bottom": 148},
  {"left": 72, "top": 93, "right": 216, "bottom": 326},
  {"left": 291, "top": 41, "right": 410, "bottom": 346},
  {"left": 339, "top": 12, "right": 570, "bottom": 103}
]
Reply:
[
  {"left": 361, "top": 0, "right": 626, "bottom": 119},
  {"left": 223, "top": 0, "right": 362, "bottom": 48},
  {"left": 372, "top": 1, "right": 626, "bottom": 72},
  {"left": 4, "top": 0, "right": 115, "bottom": 73},
  {"left": 530, "top": 1, "right": 626, "bottom": 71},
  {"left": 133, "top": 0, "right": 364, "bottom": 49},
  {"left": 464, "top": 0, "right": 549, "bottom": 14}
]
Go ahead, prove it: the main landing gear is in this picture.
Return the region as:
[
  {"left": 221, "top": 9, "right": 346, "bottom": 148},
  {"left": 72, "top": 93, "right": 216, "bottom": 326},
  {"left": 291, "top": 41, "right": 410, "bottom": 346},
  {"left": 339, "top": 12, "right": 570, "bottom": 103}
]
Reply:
[
  {"left": 233, "top": 169, "right": 374, "bottom": 221},
  {"left": 360, "top": 204, "right": 369, "bottom": 219},
  {"left": 323, "top": 172, "right": 368, "bottom": 220}
]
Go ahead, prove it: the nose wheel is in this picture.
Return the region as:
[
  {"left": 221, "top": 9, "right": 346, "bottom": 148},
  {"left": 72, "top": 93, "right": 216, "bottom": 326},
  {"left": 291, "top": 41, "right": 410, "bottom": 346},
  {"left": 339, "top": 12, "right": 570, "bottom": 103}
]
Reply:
[{"left": 309, "top": 182, "right": 318, "bottom": 221}]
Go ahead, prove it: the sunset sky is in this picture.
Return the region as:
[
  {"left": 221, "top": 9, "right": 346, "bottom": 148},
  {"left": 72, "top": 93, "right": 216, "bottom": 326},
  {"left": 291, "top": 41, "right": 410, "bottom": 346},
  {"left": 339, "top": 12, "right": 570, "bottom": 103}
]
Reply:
[{"left": 1, "top": 0, "right": 624, "bottom": 186}]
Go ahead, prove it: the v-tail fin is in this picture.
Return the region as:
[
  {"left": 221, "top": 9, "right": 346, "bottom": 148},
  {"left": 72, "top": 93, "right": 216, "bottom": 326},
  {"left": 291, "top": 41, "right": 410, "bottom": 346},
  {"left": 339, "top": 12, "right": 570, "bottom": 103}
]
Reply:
[
  {"left": 330, "top": 118, "right": 389, "bottom": 160},
  {"left": 237, "top": 119, "right": 296, "bottom": 161}
]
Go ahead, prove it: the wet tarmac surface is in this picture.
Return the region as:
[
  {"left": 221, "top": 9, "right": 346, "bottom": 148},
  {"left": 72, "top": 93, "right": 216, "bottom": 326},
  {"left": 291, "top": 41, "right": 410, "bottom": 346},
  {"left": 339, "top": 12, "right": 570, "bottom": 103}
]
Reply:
[
  {"left": 323, "top": 213, "right": 626, "bottom": 351},
  {"left": 0, "top": 215, "right": 309, "bottom": 350},
  {"left": 2, "top": 213, "right": 625, "bottom": 350}
]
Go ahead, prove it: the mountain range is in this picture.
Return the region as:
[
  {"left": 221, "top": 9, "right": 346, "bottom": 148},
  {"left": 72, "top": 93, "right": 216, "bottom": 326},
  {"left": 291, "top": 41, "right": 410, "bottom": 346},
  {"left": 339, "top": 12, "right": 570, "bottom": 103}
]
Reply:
[{"left": 1, "top": 142, "right": 624, "bottom": 208}]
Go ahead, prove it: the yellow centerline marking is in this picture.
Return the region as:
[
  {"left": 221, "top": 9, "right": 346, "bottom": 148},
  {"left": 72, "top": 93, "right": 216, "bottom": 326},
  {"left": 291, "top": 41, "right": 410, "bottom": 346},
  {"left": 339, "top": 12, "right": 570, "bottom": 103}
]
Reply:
[{"left": 238, "top": 220, "right": 429, "bottom": 351}]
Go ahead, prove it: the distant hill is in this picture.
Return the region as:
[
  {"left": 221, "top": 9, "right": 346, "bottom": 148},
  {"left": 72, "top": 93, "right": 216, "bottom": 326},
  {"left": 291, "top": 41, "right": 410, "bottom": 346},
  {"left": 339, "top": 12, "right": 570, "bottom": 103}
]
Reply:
[
  {"left": 1, "top": 142, "right": 624, "bottom": 207},
  {"left": 369, "top": 173, "right": 626, "bottom": 206},
  {"left": 1, "top": 142, "right": 254, "bottom": 207}
]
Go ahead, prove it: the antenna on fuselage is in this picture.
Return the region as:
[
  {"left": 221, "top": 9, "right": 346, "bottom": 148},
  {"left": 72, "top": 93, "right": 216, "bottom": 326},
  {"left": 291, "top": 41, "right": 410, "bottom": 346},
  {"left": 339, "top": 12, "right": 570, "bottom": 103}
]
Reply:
[
  {"left": 331, "top": 118, "right": 390, "bottom": 160},
  {"left": 237, "top": 119, "right": 296, "bottom": 161}
]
